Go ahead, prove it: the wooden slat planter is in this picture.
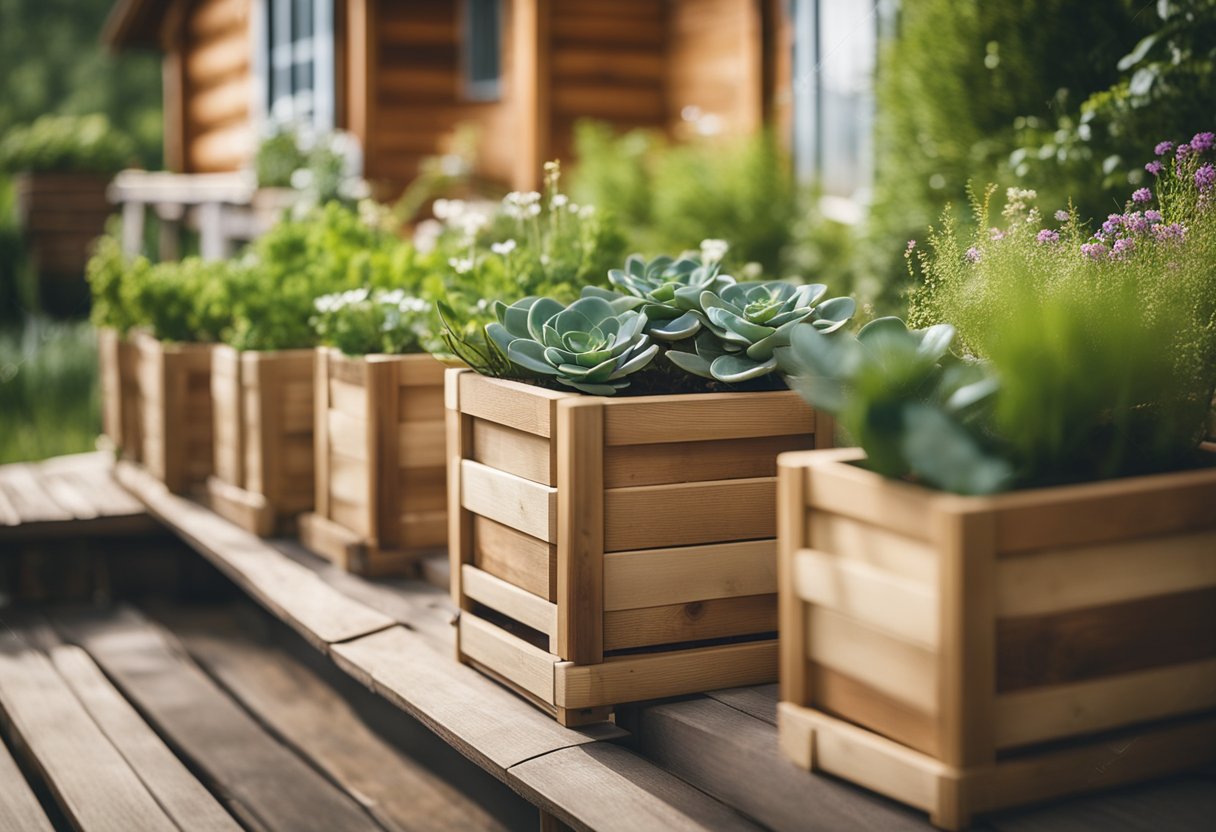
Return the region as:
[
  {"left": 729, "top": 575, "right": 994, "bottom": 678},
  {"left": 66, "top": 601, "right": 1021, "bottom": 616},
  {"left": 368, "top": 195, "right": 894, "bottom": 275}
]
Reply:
[
  {"left": 134, "top": 332, "right": 214, "bottom": 494},
  {"left": 299, "top": 348, "right": 448, "bottom": 575},
  {"left": 206, "top": 345, "right": 315, "bottom": 536},
  {"left": 776, "top": 447, "right": 1216, "bottom": 830},
  {"left": 98, "top": 328, "right": 142, "bottom": 461},
  {"left": 447, "top": 368, "right": 831, "bottom": 726}
]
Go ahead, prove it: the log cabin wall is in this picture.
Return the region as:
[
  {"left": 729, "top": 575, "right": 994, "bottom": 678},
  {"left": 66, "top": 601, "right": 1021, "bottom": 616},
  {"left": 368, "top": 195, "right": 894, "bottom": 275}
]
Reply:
[
  {"left": 666, "top": 0, "right": 765, "bottom": 139},
  {"left": 357, "top": 0, "right": 516, "bottom": 191},
  {"left": 164, "top": 0, "right": 255, "bottom": 173},
  {"left": 545, "top": 0, "right": 669, "bottom": 169}
]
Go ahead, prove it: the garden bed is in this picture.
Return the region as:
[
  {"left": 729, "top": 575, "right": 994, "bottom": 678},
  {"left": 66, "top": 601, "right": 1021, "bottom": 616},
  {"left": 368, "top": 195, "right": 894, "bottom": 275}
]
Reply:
[
  {"left": 448, "top": 368, "right": 831, "bottom": 725},
  {"left": 777, "top": 447, "right": 1216, "bottom": 830},
  {"left": 135, "top": 333, "right": 213, "bottom": 494},
  {"left": 97, "top": 328, "right": 141, "bottom": 461},
  {"left": 207, "top": 345, "right": 314, "bottom": 535},
  {"left": 298, "top": 348, "right": 447, "bottom": 575}
]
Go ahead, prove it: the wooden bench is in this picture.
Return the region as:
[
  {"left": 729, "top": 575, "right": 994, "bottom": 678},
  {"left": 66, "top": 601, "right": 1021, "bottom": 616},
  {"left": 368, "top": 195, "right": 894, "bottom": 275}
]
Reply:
[{"left": 112, "top": 459, "right": 1216, "bottom": 831}]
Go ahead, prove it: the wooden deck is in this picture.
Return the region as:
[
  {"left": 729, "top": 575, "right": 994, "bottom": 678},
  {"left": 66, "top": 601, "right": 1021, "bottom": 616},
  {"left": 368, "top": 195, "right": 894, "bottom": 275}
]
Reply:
[
  {"left": 0, "top": 452, "right": 155, "bottom": 540},
  {"left": 2, "top": 455, "right": 1215, "bottom": 830}
]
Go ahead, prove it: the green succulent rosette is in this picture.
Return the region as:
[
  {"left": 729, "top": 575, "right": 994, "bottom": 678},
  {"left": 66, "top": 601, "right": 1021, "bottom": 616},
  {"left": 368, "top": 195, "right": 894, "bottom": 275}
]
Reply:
[
  {"left": 666, "top": 280, "right": 856, "bottom": 383},
  {"left": 581, "top": 254, "right": 736, "bottom": 341},
  {"left": 486, "top": 295, "right": 660, "bottom": 395}
]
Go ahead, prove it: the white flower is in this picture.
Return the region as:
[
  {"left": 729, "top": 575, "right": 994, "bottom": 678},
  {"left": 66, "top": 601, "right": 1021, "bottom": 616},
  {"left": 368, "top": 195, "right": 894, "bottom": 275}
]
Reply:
[
  {"left": 526, "top": 203, "right": 541, "bottom": 217},
  {"left": 290, "top": 168, "right": 314, "bottom": 189},
  {"left": 454, "top": 209, "right": 488, "bottom": 236},
  {"left": 433, "top": 198, "right": 466, "bottom": 222},
  {"left": 338, "top": 177, "right": 371, "bottom": 201},
  {"left": 741, "top": 262, "right": 763, "bottom": 279},
  {"left": 551, "top": 194, "right": 569, "bottom": 208},
  {"left": 700, "top": 238, "right": 730, "bottom": 264},
  {"left": 413, "top": 219, "right": 442, "bottom": 253},
  {"left": 491, "top": 239, "right": 517, "bottom": 256},
  {"left": 578, "top": 204, "right": 596, "bottom": 218},
  {"left": 539, "top": 254, "right": 550, "bottom": 266},
  {"left": 567, "top": 202, "right": 581, "bottom": 214},
  {"left": 449, "top": 257, "right": 474, "bottom": 274}
]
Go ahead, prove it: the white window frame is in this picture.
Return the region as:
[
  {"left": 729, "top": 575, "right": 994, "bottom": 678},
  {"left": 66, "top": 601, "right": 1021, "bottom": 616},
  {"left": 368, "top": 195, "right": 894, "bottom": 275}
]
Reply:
[
  {"left": 462, "top": 0, "right": 504, "bottom": 102},
  {"left": 253, "top": 0, "right": 335, "bottom": 134}
]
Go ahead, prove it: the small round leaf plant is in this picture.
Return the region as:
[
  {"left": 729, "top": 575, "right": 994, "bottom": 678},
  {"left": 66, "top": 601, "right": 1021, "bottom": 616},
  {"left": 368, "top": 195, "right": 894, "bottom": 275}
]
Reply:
[{"left": 447, "top": 238, "right": 856, "bottom": 396}]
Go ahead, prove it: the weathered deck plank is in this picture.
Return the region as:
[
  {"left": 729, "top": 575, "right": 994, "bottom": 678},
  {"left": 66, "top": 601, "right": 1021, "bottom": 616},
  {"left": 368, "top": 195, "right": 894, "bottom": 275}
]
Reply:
[
  {"left": 0, "top": 453, "right": 154, "bottom": 539},
  {"left": 0, "top": 623, "right": 179, "bottom": 832},
  {"left": 0, "top": 719, "right": 54, "bottom": 832},
  {"left": 160, "top": 606, "right": 509, "bottom": 832},
  {"left": 114, "top": 461, "right": 394, "bottom": 647},
  {"left": 51, "top": 606, "right": 387, "bottom": 832},
  {"left": 49, "top": 643, "right": 240, "bottom": 832}
]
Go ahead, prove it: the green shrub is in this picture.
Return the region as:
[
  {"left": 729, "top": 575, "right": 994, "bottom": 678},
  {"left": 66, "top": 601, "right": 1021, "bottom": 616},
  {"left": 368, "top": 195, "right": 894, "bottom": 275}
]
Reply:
[
  {"left": 231, "top": 202, "right": 432, "bottom": 352},
  {"left": 794, "top": 136, "right": 1216, "bottom": 493},
  {"left": 0, "top": 114, "right": 135, "bottom": 174},
  {"left": 86, "top": 234, "right": 145, "bottom": 334},
  {"left": 253, "top": 127, "right": 367, "bottom": 205},
  {"left": 123, "top": 257, "right": 239, "bottom": 343}
]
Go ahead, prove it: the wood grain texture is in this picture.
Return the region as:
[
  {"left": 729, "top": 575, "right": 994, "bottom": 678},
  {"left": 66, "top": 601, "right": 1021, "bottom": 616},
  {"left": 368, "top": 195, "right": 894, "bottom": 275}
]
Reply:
[
  {"left": 472, "top": 418, "right": 554, "bottom": 485},
  {"left": 600, "top": 390, "right": 813, "bottom": 446},
  {"left": 604, "top": 433, "right": 812, "bottom": 488},
  {"left": 604, "top": 477, "right": 776, "bottom": 551},
  {"left": 473, "top": 515, "right": 556, "bottom": 601},
  {"left": 508, "top": 742, "right": 762, "bottom": 832},
  {"left": 460, "top": 613, "right": 557, "bottom": 704},
  {"left": 463, "top": 565, "right": 559, "bottom": 643},
  {"left": 604, "top": 594, "right": 776, "bottom": 651},
  {"left": 603, "top": 539, "right": 775, "bottom": 611},
  {"left": 622, "top": 695, "right": 929, "bottom": 832},
  {"left": 0, "top": 705, "right": 55, "bottom": 832},
  {"left": 459, "top": 373, "right": 568, "bottom": 438},
  {"left": 115, "top": 461, "right": 394, "bottom": 647},
  {"left": 996, "top": 586, "right": 1216, "bottom": 692},
  {"left": 330, "top": 626, "right": 619, "bottom": 777},
  {"left": 49, "top": 644, "right": 240, "bottom": 832},
  {"left": 0, "top": 625, "right": 179, "bottom": 832},
  {"left": 162, "top": 609, "right": 509, "bottom": 832},
  {"left": 51, "top": 607, "right": 382, "bottom": 832},
  {"left": 555, "top": 400, "right": 604, "bottom": 664},
  {"left": 461, "top": 459, "right": 558, "bottom": 543}
]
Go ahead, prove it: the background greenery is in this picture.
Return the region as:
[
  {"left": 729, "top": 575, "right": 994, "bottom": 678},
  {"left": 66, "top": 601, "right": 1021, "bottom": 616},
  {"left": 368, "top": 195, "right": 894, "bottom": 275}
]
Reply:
[{"left": 0, "top": 0, "right": 161, "bottom": 462}]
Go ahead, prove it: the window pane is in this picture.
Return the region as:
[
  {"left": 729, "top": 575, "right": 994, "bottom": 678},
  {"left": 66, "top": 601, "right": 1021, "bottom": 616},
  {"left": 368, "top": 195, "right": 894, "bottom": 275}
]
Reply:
[
  {"left": 818, "top": 0, "right": 877, "bottom": 199},
  {"left": 465, "top": 0, "right": 502, "bottom": 100}
]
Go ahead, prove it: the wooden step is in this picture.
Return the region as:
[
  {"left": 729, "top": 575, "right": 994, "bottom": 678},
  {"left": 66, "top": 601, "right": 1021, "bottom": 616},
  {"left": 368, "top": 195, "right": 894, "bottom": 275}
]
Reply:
[{"left": 0, "top": 718, "right": 54, "bottom": 832}]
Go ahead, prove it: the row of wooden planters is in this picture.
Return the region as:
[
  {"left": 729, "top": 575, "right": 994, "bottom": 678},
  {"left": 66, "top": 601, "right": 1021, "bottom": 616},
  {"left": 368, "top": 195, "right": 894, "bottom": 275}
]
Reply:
[{"left": 100, "top": 328, "right": 1216, "bottom": 829}]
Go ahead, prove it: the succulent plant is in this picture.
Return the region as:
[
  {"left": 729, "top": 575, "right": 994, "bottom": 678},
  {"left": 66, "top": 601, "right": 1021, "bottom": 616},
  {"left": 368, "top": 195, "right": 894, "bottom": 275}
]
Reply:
[
  {"left": 582, "top": 254, "right": 736, "bottom": 341},
  {"left": 778, "top": 316, "right": 1012, "bottom": 495},
  {"left": 666, "top": 280, "right": 856, "bottom": 382},
  {"left": 485, "top": 295, "right": 659, "bottom": 395}
]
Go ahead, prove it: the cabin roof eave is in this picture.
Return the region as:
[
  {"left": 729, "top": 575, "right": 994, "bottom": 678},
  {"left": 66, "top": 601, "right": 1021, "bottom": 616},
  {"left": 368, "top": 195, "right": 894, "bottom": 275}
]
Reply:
[{"left": 102, "top": 0, "right": 168, "bottom": 51}]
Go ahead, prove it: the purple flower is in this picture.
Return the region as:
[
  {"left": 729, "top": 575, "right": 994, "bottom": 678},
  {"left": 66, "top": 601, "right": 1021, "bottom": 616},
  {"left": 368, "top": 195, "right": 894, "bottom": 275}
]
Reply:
[
  {"left": 1081, "top": 242, "right": 1107, "bottom": 260},
  {"left": 1101, "top": 213, "right": 1124, "bottom": 236},
  {"left": 1152, "top": 223, "right": 1187, "bottom": 242},
  {"left": 1035, "top": 229, "right": 1060, "bottom": 245},
  {"left": 965, "top": 246, "right": 981, "bottom": 263},
  {"left": 1110, "top": 238, "right": 1135, "bottom": 258},
  {"left": 1196, "top": 163, "right": 1215, "bottom": 193},
  {"left": 1155, "top": 141, "right": 1174, "bottom": 156},
  {"left": 1145, "top": 160, "right": 1164, "bottom": 176},
  {"left": 1132, "top": 187, "right": 1152, "bottom": 204},
  {"left": 989, "top": 227, "right": 1006, "bottom": 241},
  {"left": 1124, "top": 211, "right": 1149, "bottom": 234},
  {"left": 1191, "top": 132, "right": 1215, "bottom": 153},
  {"left": 906, "top": 239, "right": 916, "bottom": 252},
  {"left": 1177, "top": 143, "right": 1193, "bottom": 160},
  {"left": 1145, "top": 209, "right": 1162, "bottom": 222},
  {"left": 1054, "top": 209, "right": 1069, "bottom": 222}
]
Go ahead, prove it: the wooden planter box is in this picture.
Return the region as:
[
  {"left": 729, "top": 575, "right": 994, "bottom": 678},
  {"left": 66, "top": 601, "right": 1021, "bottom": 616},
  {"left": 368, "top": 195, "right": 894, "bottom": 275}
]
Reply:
[
  {"left": 134, "top": 333, "right": 214, "bottom": 494},
  {"left": 776, "top": 448, "right": 1216, "bottom": 830},
  {"left": 206, "top": 345, "right": 315, "bottom": 536},
  {"left": 447, "top": 369, "right": 831, "bottom": 725},
  {"left": 298, "top": 348, "right": 448, "bottom": 575},
  {"left": 13, "top": 173, "right": 112, "bottom": 314},
  {"left": 97, "top": 328, "right": 141, "bottom": 460}
]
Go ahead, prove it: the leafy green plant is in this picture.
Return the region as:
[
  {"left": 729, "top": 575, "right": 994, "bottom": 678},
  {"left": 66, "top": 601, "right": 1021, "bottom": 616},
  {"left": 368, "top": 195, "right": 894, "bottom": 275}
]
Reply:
[
  {"left": 226, "top": 202, "right": 434, "bottom": 352},
  {"left": 86, "top": 234, "right": 145, "bottom": 334},
  {"left": 311, "top": 288, "right": 433, "bottom": 356},
  {"left": 435, "top": 161, "right": 625, "bottom": 366},
  {"left": 484, "top": 296, "right": 658, "bottom": 395},
  {"left": 582, "top": 252, "right": 736, "bottom": 340},
  {"left": 253, "top": 126, "right": 368, "bottom": 204},
  {"left": 0, "top": 114, "right": 135, "bottom": 174},
  {"left": 123, "top": 257, "right": 239, "bottom": 343},
  {"left": 780, "top": 317, "right": 1011, "bottom": 495}
]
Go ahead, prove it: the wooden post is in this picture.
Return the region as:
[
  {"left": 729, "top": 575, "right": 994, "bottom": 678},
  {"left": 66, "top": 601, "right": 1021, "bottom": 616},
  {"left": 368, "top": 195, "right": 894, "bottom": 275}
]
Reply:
[
  {"left": 447, "top": 369, "right": 475, "bottom": 609},
  {"left": 313, "top": 348, "right": 331, "bottom": 521},
  {"left": 555, "top": 399, "right": 604, "bottom": 665},
  {"left": 933, "top": 508, "right": 996, "bottom": 829},
  {"left": 513, "top": 0, "right": 550, "bottom": 190},
  {"left": 366, "top": 357, "right": 401, "bottom": 554},
  {"left": 777, "top": 453, "right": 808, "bottom": 707},
  {"left": 120, "top": 202, "right": 145, "bottom": 258}
]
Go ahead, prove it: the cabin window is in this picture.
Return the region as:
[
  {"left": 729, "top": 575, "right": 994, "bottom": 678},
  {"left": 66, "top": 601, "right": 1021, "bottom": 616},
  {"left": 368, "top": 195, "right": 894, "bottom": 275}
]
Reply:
[
  {"left": 266, "top": 0, "right": 335, "bottom": 130},
  {"left": 463, "top": 0, "right": 503, "bottom": 101},
  {"left": 791, "top": 0, "right": 891, "bottom": 210}
]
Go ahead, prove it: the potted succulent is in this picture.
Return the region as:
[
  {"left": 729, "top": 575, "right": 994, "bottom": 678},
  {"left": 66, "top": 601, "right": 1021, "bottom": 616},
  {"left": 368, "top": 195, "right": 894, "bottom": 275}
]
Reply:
[
  {"left": 87, "top": 235, "right": 146, "bottom": 460},
  {"left": 775, "top": 136, "right": 1216, "bottom": 829},
  {"left": 122, "top": 257, "right": 236, "bottom": 494},
  {"left": 442, "top": 164, "right": 853, "bottom": 725},
  {"left": 207, "top": 204, "right": 382, "bottom": 536},
  {"left": 1, "top": 114, "right": 133, "bottom": 313}
]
